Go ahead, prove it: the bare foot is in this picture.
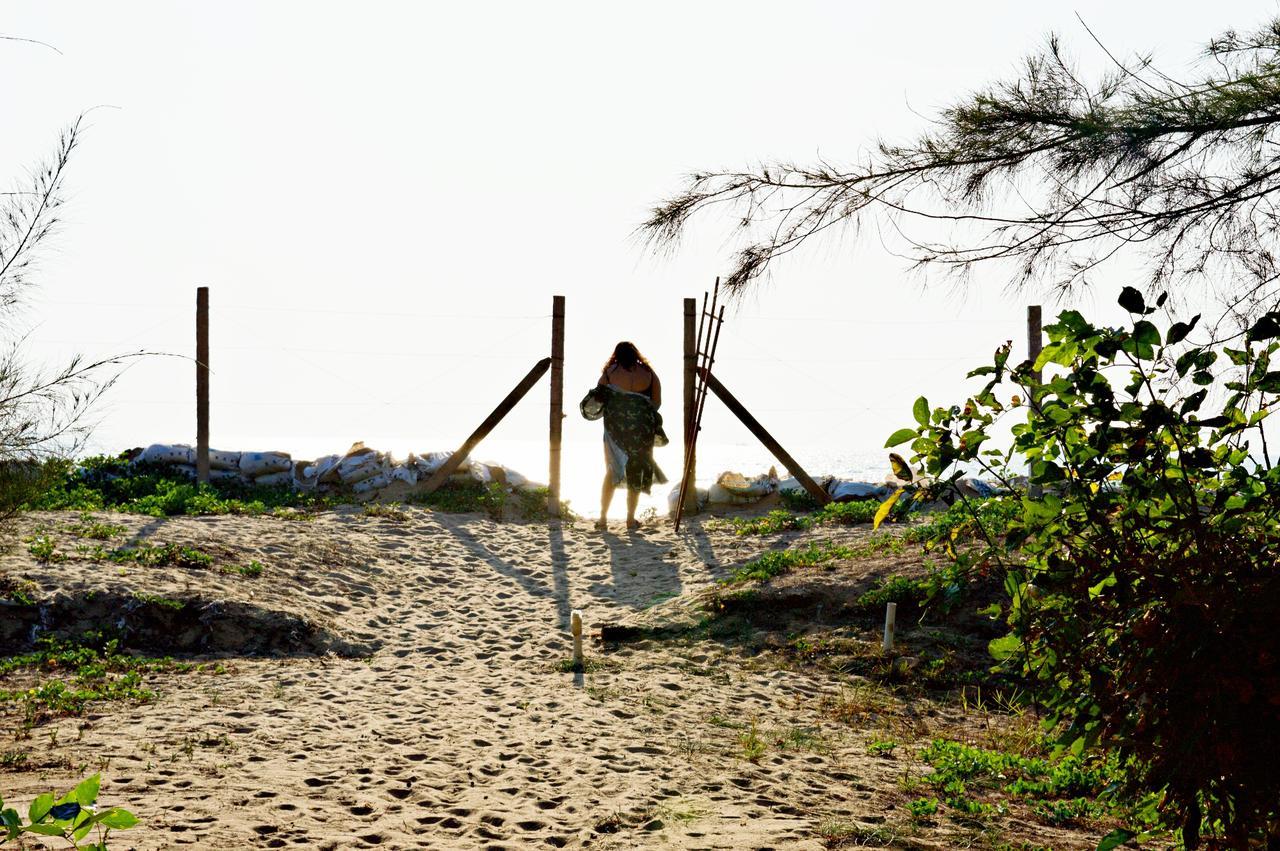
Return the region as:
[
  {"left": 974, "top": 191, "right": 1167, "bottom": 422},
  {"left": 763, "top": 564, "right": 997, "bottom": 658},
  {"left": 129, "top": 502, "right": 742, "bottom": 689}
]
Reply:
[
  {"left": 626, "top": 518, "right": 641, "bottom": 531},
  {"left": 594, "top": 518, "right": 608, "bottom": 530}
]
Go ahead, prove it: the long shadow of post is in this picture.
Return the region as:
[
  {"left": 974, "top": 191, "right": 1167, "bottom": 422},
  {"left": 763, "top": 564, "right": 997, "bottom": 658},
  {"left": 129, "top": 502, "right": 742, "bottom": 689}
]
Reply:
[{"left": 547, "top": 521, "right": 571, "bottom": 630}]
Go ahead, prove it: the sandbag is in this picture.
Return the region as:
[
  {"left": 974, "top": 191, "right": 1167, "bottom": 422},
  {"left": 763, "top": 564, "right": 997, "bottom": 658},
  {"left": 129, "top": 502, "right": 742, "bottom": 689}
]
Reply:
[
  {"left": 253, "top": 470, "right": 294, "bottom": 488},
  {"left": 715, "top": 469, "right": 779, "bottom": 499},
  {"left": 309, "top": 455, "right": 342, "bottom": 484},
  {"left": 828, "top": 480, "right": 890, "bottom": 502},
  {"left": 339, "top": 454, "right": 385, "bottom": 485},
  {"left": 416, "top": 451, "right": 461, "bottom": 475},
  {"left": 136, "top": 444, "right": 195, "bottom": 466},
  {"left": 209, "top": 469, "right": 243, "bottom": 483},
  {"left": 171, "top": 464, "right": 198, "bottom": 479},
  {"left": 667, "top": 485, "right": 709, "bottom": 513},
  {"left": 240, "top": 451, "right": 292, "bottom": 477},
  {"left": 389, "top": 465, "right": 418, "bottom": 486},
  {"left": 208, "top": 449, "right": 241, "bottom": 471},
  {"left": 352, "top": 471, "right": 393, "bottom": 494}
]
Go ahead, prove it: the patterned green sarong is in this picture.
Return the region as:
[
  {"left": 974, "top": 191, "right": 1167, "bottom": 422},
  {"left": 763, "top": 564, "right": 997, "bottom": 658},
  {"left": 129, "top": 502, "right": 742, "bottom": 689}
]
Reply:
[{"left": 581, "top": 386, "right": 667, "bottom": 493}]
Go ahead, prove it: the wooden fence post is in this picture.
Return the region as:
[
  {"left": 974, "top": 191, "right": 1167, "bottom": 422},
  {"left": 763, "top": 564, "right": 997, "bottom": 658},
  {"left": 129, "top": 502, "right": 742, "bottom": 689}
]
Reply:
[
  {"left": 548, "top": 295, "right": 565, "bottom": 517},
  {"left": 196, "top": 286, "right": 209, "bottom": 484},
  {"left": 682, "top": 297, "right": 698, "bottom": 514}
]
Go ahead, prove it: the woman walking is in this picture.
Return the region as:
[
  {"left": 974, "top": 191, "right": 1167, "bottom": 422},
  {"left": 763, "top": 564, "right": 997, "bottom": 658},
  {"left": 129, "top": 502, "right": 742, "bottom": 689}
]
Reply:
[{"left": 583, "top": 341, "right": 667, "bottom": 530}]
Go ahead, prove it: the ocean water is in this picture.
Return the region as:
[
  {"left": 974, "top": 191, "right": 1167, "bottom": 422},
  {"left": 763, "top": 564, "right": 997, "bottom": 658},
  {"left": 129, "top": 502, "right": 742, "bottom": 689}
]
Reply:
[{"left": 457, "top": 436, "right": 893, "bottom": 518}]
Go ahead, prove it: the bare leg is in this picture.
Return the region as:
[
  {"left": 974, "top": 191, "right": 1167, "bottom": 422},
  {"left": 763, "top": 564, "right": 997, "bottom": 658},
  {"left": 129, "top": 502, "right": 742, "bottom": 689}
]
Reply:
[
  {"left": 598, "top": 445, "right": 614, "bottom": 528},
  {"left": 626, "top": 488, "right": 640, "bottom": 529}
]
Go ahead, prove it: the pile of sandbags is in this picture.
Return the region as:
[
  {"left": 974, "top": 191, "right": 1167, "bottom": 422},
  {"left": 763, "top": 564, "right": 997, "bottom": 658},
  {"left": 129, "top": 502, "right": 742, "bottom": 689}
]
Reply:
[
  {"left": 133, "top": 443, "right": 289, "bottom": 487},
  {"left": 130, "top": 441, "right": 542, "bottom": 498}
]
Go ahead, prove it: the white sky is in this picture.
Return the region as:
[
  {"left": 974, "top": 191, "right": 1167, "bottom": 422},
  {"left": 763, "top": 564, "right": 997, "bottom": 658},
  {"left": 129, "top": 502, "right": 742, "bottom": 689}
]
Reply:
[{"left": 3, "top": 1, "right": 1272, "bottom": 500}]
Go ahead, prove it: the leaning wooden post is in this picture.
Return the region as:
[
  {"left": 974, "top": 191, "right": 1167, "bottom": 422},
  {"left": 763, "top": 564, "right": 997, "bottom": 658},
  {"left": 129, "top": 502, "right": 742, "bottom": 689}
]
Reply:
[
  {"left": 682, "top": 297, "right": 698, "bottom": 514},
  {"left": 699, "top": 368, "right": 830, "bottom": 506},
  {"left": 548, "top": 296, "right": 565, "bottom": 517},
  {"left": 420, "top": 358, "right": 552, "bottom": 495},
  {"left": 195, "top": 286, "right": 210, "bottom": 484}
]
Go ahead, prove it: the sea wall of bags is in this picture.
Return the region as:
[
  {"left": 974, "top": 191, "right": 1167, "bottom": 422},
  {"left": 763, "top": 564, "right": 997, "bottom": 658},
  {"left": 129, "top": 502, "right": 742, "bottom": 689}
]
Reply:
[
  {"left": 131, "top": 442, "right": 537, "bottom": 495},
  {"left": 667, "top": 466, "right": 999, "bottom": 513}
]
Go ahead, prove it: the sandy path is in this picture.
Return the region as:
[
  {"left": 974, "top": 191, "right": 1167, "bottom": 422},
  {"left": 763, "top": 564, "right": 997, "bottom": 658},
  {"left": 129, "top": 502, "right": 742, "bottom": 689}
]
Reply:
[{"left": 2, "top": 510, "right": 973, "bottom": 849}]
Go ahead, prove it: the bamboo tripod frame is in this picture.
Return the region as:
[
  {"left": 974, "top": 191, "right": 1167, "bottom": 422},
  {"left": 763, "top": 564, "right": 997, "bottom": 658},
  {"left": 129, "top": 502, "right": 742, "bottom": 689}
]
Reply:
[{"left": 675, "top": 280, "right": 727, "bottom": 530}]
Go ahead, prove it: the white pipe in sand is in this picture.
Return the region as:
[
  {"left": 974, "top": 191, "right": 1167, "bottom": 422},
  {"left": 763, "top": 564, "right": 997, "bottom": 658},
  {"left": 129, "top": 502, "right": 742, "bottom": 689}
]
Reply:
[
  {"left": 883, "top": 602, "right": 897, "bottom": 652},
  {"left": 570, "top": 610, "right": 584, "bottom": 669}
]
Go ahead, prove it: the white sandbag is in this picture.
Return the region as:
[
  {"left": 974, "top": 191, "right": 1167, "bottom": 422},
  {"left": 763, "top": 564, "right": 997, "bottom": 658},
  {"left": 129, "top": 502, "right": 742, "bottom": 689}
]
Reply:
[
  {"left": 253, "top": 470, "right": 294, "bottom": 488},
  {"left": 828, "top": 480, "right": 890, "bottom": 502},
  {"left": 337, "top": 445, "right": 385, "bottom": 484},
  {"left": 171, "top": 464, "right": 198, "bottom": 479},
  {"left": 416, "top": 451, "right": 461, "bottom": 474},
  {"left": 209, "top": 469, "right": 243, "bottom": 483},
  {"left": 667, "top": 485, "right": 710, "bottom": 513},
  {"left": 708, "top": 483, "right": 760, "bottom": 505},
  {"left": 715, "top": 469, "right": 779, "bottom": 499},
  {"left": 389, "top": 465, "right": 418, "bottom": 486},
  {"left": 240, "top": 451, "right": 292, "bottom": 477},
  {"left": 504, "top": 468, "right": 531, "bottom": 490},
  {"left": 208, "top": 449, "right": 241, "bottom": 471},
  {"left": 136, "top": 443, "right": 195, "bottom": 466},
  {"left": 352, "top": 471, "right": 393, "bottom": 494},
  {"left": 292, "top": 460, "right": 318, "bottom": 490},
  {"left": 309, "top": 454, "right": 342, "bottom": 484}
]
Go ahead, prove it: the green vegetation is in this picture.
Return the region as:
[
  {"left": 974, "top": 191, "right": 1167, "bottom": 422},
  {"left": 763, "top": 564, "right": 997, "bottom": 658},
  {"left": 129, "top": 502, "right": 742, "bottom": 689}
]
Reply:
[
  {"left": 233, "top": 560, "right": 264, "bottom": 578},
  {"left": 28, "top": 454, "right": 336, "bottom": 518},
  {"left": 362, "top": 502, "right": 410, "bottom": 521},
  {"left": 0, "top": 633, "right": 186, "bottom": 727},
  {"left": 718, "top": 500, "right": 882, "bottom": 536},
  {"left": 104, "top": 542, "right": 213, "bottom": 569},
  {"left": 912, "top": 739, "right": 1124, "bottom": 828},
  {"left": 407, "top": 481, "right": 567, "bottom": 521},
  {"left": 1, "top": 773, "right": 138, "bottom": 848},
  {"left": 891, "top": 292, "right": 1280, "bottom": 844},
  {"left": 737, "top": 721, "right": 766, "bottom": 763}
]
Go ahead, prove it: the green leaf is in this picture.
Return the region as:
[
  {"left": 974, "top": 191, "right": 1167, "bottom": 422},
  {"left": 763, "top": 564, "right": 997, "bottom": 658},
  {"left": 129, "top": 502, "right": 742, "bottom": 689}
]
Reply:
[
  {"left": 96, "top": 808, "right": 138, "bottom": 830},
  {"left": 872, "top": 489, "right": 903, "bottom": 531},
  {"left": 1166, "top": 314, "right": 1199, "bottom": 345},
  {"left": 976, "top": 602, "right": 1001, "bottom": 619},
  {"left": 1096, "top": 828, "right": 1135, "bottom": 851},
  {"left": 24, "top": 822, "right": 66, "bottom": 836},
  {"left": 988, "top": 634, "right": 1022, "bottom": 661},
  {"left": 1247, "top": 312, "right": 1280, "bottom": 342},
  {"left": 884, "top": 428, "right": 916, "bottom": 448},
  {"left": 72, "top": 775, "right": 100, "bottom": 808},
  {"left": 912, "top": 396, "right": 930, "bottom": 426},
  {"left": 29, "top": 793, "right": 54, "bottom": 824},
  {"left": 1118, "top": 286, "right": 1145, "bottom": 314},
  {"left": 1132, "top": 320, "right": 1160, "bottom": 347}
]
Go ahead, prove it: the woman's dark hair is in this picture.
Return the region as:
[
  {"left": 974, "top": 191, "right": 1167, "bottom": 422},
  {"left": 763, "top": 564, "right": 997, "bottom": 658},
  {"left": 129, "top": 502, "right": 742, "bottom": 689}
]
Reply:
[{"left": 602, "top": 341, "right": 650, "bottom": 375}]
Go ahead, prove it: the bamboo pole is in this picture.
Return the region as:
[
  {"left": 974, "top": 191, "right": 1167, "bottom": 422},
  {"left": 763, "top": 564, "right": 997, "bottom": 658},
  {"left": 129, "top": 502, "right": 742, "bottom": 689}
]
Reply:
[
  {"left": 682, "top": 297, "right": 698, "bottom": 514},
  {"left": 548, "top": 296, "right": 565, "bottom": 517},
  {"left": 698, "top": 368, "right": 830, "bottom": 506},
  {"left": 196, "top": 286, "right": 209, "bottom": 484},
  {"left": 420, "top": 358, "right": 552, "bottom": 495}
]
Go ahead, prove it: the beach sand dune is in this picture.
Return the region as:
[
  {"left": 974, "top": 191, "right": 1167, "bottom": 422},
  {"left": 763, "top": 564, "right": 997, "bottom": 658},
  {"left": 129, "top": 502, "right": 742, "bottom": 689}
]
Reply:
[{"left": 0, "top": 510, "right": 1095, "bottom": 850}]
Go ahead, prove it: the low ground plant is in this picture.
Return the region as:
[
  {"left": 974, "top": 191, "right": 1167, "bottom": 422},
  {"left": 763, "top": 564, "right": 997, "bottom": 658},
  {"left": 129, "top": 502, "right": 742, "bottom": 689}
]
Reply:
[
  {"left": 1, "top": 774, "right": 138, "bottom": 848},
  {"left": 0, "top": 633, "right": 185, "bottom": 727}
]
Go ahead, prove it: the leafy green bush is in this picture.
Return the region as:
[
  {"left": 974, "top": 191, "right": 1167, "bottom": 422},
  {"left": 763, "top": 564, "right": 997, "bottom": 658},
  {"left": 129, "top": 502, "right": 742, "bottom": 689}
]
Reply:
[{"left": 889, "top": 289, "right": 1280, "bottom": 846}]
